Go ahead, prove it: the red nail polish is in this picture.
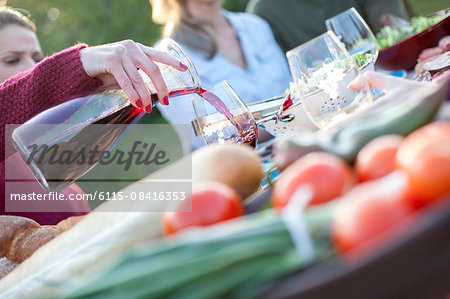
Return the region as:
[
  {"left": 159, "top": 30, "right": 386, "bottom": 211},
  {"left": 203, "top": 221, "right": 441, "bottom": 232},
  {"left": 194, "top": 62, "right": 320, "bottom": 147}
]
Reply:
[
  {"left": 163, "top": 96, "right": 169, "bottom": 105},
  {"left": 145, "top": 105, "right": 152, "bottom": 113},
  {"left": 179, "top": 62, "right": 188, "bottom": 70},
  {"left": 136, "top": 100, "right": 143, "bottom": 108}
]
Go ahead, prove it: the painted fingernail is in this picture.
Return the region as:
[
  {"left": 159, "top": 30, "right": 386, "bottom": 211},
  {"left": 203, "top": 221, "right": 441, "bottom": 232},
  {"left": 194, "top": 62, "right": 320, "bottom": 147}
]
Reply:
[
  {"left": 163, "top": 96, "right": 169, "bottom": 105},
  {"left": 179, "top": 62, "right": 188, "bottom": 70},
  {"left": 145, "top": 105, "right": 152, "bottom": 113},
  {"left": 136, "top": 100, "right": 143, "bottom": 108}
]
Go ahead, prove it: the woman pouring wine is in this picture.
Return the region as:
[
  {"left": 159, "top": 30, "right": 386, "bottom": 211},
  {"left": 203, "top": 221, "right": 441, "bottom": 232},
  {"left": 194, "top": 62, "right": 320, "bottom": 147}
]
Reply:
[{"left": 0, "top": 6, "right": 187, "bottom": 224}]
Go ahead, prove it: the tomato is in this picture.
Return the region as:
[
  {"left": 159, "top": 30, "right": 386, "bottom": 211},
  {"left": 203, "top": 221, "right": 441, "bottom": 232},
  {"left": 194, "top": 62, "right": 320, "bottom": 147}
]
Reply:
[
  {"left": 396, "top": 121, "right": 450, "bottom": 204},
  {"left": 332, "top": 171, "right": 414, "bottom": 256},
  {"left": 272, "top": 152, "right": 354, "bottom": 208},
  {"left": 163, "top": 181, "right": 243, "bottom": 235},
  {"left": 355, "top": 135, "right": 404, "bottom": 182}
]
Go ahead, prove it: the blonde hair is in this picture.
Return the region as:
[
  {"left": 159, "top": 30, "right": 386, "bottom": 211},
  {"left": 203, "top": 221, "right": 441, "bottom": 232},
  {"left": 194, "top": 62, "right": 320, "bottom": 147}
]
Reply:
[
  {"left": 0, "top": 6, "right": 36, "bottom": 32},
  {"left": 150, "top": 0, "right": 217, "bottom": 59}
]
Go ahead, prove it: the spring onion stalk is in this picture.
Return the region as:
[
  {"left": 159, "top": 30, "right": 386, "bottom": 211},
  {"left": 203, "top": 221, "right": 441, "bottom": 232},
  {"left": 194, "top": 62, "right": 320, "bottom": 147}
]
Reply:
[{"left": 58, "top": 202, "right": 336, "bottom": 299}]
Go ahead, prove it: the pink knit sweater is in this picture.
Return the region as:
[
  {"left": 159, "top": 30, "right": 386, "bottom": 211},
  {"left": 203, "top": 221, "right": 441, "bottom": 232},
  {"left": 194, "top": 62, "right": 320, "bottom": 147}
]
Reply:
[{"left": 1, "top": 44, "right": 103, "bottom": 224}]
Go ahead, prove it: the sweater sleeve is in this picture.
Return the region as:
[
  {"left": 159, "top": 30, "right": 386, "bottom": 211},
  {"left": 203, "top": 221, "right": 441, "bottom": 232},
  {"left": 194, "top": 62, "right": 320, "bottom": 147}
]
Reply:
[{"left": 0, "top": 44, "right": 103, "bottom": 161}]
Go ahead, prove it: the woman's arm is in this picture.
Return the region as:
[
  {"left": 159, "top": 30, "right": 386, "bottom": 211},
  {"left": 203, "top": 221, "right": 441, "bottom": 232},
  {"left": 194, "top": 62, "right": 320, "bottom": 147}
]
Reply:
[
  {"left": 0, "top": 40, "right": 187, "bottom": 161},
  {"left": 0, "top": 44, "right": 102, "bottom": 127},
  {"left": 0, "top": 44, "right": 102, "bottom": 162}
]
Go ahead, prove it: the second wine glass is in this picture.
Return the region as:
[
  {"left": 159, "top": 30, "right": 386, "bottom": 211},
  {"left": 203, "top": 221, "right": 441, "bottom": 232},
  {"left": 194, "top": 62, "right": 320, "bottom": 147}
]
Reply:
[
  {"left": 326, "top": 7, "right": 379, "bottom": 70},
  {"left": 286, "top": 31, "right": 373, "bottom": 130}
]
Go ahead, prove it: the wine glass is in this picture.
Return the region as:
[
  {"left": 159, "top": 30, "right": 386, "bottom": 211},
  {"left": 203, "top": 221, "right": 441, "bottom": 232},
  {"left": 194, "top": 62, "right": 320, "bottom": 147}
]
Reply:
[
  {"left": 192, "top": 81, "right": 258, "bottom": 147},
  {"left": 326, "top": 7, "right": 378, "bottom": 70},
  {"left": 286, "top": 31, "right": 373, "bottom": 130}
]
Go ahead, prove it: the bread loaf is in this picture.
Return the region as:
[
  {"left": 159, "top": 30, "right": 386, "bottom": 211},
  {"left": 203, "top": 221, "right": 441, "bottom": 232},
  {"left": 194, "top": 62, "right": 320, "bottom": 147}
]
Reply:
[
  {"left": 55, "top": 215, "right": 85, "bottom": 234},
  {"left": 0, "top": 215, "right": 84, "bottom": 280},
  {"left": 0, "top": 216, "right": 59, "bottom": 279},
  {"left": 0, "top": 258, "right": 17, "bottom": 280},
  {"left": 0, "top": 216, "right": 58, "bottom": 263},
  {"left": 0, "top": 216, "right": 40, "bottom": 257}
]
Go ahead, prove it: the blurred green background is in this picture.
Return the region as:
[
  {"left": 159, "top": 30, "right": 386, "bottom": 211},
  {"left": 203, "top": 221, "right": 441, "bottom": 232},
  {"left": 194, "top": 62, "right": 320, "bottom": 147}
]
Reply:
[
  {"left": 4, "top": 0, "right": 448, "bottom": 205},
  {"left": 7, "top": 0, "right": 449, "bottom": 54},
  {"left": 6, "top": 0, "right": 250, "bottom": 55},
  {"left": 7, "top": 0, "right": 447, "bottom": 56}
]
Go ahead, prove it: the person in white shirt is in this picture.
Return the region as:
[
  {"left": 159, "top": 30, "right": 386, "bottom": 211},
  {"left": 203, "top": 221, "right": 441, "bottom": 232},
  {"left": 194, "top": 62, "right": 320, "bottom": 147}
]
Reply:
[{"left": 149, "top": 0, "right": 292, "bottom": 150}]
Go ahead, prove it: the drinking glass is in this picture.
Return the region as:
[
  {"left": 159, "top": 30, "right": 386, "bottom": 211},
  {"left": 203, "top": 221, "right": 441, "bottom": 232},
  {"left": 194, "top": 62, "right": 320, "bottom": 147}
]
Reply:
[
  {"left": 326, "top": 7, "right": 378, "bottom": 70},
  {"left": 11, "top": 38, "right": 201, "bottom": 192},
  {"left": 286, "top": 31, "right": 373, "bottom": 129},
  {"left": 192, "top": 81, "right": 258, "bottom": 147}
]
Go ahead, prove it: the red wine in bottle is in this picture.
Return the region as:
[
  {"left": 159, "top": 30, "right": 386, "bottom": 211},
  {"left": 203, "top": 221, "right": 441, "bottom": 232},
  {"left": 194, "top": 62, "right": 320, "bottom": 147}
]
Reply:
[{"left": 22, "top": 101, "right": 145, "bottom": 192}]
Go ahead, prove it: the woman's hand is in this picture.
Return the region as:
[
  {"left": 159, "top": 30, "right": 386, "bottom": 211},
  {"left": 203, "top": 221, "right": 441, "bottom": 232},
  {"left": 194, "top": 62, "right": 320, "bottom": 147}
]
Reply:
[
  {"left": 348, "top": 71, "right": 424, "bottom": 92},
  {"left": 349, "top": 70, "right": 450, "bottom": 107},
  {"left": 80, "top": 40, "right": 188, "bottom": 112}
]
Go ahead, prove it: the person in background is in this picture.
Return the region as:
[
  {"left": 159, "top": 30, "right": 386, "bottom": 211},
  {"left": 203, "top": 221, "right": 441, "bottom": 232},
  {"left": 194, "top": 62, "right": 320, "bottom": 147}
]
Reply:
[
  {"left": 246, "top": 0, "right": 412, "bottom": 52},
  {"left": 0, "top": 6, "right": 186, "bottom": 224},
  {"left": 149, "top": 0, "right": 292, "bottom": 149}
]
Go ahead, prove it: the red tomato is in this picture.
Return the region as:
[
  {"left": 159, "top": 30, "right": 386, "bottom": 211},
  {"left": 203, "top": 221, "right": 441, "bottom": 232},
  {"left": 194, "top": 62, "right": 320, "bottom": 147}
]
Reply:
[
  {"left": 332, "top": 171, "right": 414, "bottom": 256},
  {"left": 396, "top": 121, "right": 450, "bottom": 204},
  {"left": 272, "top": 152, "right": 354, "bottom": 208},
  {"left": 163, "top": 181, "right": 243, "bottom": 235},
  {"left": 355, "top": 135, "right": 404, "bottom": 182}
]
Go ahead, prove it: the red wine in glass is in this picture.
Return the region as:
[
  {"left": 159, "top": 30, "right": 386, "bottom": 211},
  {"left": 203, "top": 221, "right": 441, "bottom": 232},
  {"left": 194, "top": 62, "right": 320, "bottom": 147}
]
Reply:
[
  {"left": 224, "top": 126, "right": 258, "bottom": 148},
  {"left": 194, "top": 86, "right": 257, "bottom": 148},
  {"left": 13, "top": 94, "right": 146, "bottom": 192}
]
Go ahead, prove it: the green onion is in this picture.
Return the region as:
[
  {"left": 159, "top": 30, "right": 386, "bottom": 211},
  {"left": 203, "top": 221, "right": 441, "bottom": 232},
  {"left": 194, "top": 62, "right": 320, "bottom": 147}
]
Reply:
[{"left": 58, "top": 203, "right": 336, "bottom": 299}]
